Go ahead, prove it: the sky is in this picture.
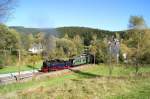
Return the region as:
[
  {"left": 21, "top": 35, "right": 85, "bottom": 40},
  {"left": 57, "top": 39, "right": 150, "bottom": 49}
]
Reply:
[{"left": 6, "top": 0, "right": 150, "bottom": 31}]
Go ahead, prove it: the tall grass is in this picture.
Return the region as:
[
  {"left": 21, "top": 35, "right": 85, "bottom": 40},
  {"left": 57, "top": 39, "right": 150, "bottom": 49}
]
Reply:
[{"left": 0, "top": 64, "right": 150, "bottom": 99}]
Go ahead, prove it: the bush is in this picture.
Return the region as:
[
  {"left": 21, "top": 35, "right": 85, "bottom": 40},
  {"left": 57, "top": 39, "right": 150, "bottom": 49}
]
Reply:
[
  {"left": 141, "top": 52, "right": 150, "bottom": 64},
  {"left": 27, "top": 55, "right": 41, "bottom": 65}
]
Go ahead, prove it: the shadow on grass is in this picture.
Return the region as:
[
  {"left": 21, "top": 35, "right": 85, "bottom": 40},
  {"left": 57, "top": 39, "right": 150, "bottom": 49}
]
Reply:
[
  {"left": 69, "top": 69, "right": 102, "bottom": 79},
  {"left": 68, "top": 69, "right": 134, "bottom": 80},
  {"left": 27, "top": 65, "right": 39, "bottom": 70}
]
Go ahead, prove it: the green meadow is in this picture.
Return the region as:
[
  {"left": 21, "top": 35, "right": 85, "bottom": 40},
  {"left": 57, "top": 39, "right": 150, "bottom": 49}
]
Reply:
[
  {"left": 0, "top": 62, "right": 42, "bottom": 74},
  {"left": 0, "top": 64, "right": 150, "bottom": 99}
]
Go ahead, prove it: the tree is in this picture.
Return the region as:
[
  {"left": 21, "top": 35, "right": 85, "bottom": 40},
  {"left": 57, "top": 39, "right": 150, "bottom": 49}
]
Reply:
[
  {"left": 35, "top": 32, "right": 44, "bottom": 45},
  {"left": 90, "top": 35, "right": 99, "bottom": 64},
  {"left": 27, "top": 33, "right": 34, "bottom": 49},
  {"left": 90, "top": 35, "right": 97, "bottom": 64},
  {"left": 56, "top": 38, "right": 77, "bottom": 58},
  {"left": 115, "top": 32, "right": 120, "bottom": 40},
  {"left": 129, "top": 16, "right": 146, "bottom": 29},
  {"left": 0, "top": 0, "right": 16, "bottom": 23},
  {"left": 9, "top": 29, "right": 21, "bottom": 49},
  {"left": 64, "top": 33, "right": 69, "bottom": 39},
  {"left": 128, "top": 16, "right": 147, "bottom": 73},
  {"left": 140, "top": 30, "right": 150, "bottom": 64},
  {"left": 0, "top": 24, "right": 21, "bottom": 50},
  {"left": 28, "top": 54, "right": 41, "bottom": 78},
  {"left": 0, "top": 24, "right": 21, "bottom": 67},
  {"left": 73, "top": 35, "right": 83, "bottom": 55}
]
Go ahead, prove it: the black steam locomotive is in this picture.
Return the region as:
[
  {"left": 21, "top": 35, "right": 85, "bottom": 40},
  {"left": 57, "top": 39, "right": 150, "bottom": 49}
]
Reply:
[{"left": 40, "top": 54, "right": 93, "bottom": 72}]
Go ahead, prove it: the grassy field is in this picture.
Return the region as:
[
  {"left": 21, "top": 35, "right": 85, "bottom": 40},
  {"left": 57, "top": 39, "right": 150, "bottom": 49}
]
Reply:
[
  {"left": 0, "top": 62, "right": 42, "bottom": 74},
  {"left": 0, "top": 64, "right": 150, "bottom": 99}
]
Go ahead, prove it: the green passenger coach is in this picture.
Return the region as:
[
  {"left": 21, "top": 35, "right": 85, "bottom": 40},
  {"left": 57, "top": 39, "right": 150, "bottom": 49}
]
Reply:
[{"left": 72, "top": 54, "right": 91, "bottom": 66}]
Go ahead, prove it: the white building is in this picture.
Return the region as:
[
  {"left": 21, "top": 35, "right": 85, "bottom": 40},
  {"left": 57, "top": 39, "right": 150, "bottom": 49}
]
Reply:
[{"left": 28, "top": 43, "right": 43, "bottom": 54}]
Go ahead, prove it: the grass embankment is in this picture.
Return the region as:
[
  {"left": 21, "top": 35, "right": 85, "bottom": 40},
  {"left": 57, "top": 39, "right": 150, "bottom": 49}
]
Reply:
[
  {"left": 0, "top": 64, "right": 150, "bottom": 99},
  {"left": 0, "top": 62, "right": 42, "bottom": 74}
]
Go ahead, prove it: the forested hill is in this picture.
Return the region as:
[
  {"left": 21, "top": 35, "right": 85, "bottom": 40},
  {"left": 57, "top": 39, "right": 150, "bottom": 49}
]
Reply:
[
  {"left": 10, "top": 26, "right": 124, "bottom": 38},
  {"left": 9, "top": 26, "right": 58, "bottom": 36},
  {"left": 56, "top": 27, "right": 114, "bottom": 38}
]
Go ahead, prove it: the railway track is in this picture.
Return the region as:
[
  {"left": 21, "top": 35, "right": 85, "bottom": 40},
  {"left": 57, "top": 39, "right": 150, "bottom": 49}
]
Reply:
[
  {"left": 0, "top": 64, "right": 92, "bottom": 85},
  {"left": 0, "top": 70, "right": 39, "bottom": 84}
]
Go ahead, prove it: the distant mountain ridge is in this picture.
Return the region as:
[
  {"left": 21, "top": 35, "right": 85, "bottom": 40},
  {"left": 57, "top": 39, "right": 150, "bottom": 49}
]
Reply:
[
  {"left": 9, "top": 26, "right": 125, "bottom": 38},
  {"left": 9, "top": 26, "right": 58, "bottom": 36}
]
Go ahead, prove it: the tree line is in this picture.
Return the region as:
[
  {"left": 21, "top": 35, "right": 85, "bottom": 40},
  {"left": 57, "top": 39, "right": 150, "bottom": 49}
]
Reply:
[
  {"left": 0, "top": 0, "right": 150, "bottom": 70},
  {"left": 0, "top": 16, "right": 150, "bottom": 69}
]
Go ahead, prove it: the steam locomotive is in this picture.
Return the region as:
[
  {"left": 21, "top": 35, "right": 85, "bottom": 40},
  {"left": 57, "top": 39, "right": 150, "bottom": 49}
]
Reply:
[{"left": 40, "top": 54, "right": 93, "bottom": 72}]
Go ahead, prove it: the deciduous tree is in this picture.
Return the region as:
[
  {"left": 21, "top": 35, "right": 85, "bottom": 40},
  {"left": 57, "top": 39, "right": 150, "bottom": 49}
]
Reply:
[{"left": 0, "top": 0, "right": 16, "bottom": 23}]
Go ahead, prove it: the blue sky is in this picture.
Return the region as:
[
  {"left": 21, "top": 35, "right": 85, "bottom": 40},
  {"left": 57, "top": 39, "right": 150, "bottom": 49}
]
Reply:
[{"left": 6, "top": 0, "right": 150, "bottom": 31}]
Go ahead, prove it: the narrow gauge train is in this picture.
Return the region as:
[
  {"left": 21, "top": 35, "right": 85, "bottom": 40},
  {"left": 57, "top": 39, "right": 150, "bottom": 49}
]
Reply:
[{"left": 40, "top": 54, "right": 93, "bottom": 72}]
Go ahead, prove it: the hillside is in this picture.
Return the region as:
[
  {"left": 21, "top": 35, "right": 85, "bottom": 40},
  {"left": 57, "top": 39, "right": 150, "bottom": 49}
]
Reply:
[
  {"left": 9, "top": 26, "right": 58, "bottom": 36},
  {"left": 10, "top": 26, "right": 124, "bottom": 37},
  {"left": 10, "top": 26, "right": 125, "bottom": 45},
  {"left": 56, "top": 27, "right": 115, "bottom": 37}
]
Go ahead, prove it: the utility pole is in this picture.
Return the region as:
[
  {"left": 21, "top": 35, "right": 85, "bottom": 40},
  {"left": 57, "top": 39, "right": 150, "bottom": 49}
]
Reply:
[{"left": 18, "top": 49, "right": 21, "bottom": 82}]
